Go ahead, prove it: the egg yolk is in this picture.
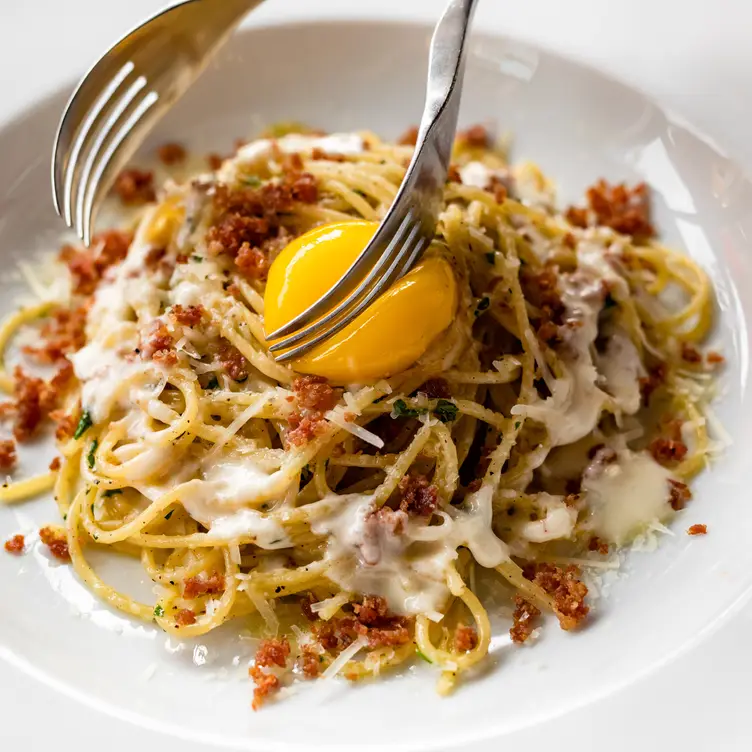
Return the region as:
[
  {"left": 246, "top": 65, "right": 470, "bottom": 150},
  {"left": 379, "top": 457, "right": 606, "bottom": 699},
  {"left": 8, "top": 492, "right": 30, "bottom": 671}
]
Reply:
[{"left": 264, "top": 221, "right": 458, "bottom": 384}]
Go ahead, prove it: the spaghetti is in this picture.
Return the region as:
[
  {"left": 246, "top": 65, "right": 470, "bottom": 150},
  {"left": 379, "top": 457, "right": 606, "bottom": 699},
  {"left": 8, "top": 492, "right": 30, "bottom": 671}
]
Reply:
[{"left": 0, "top": 124, "right": 720, "bottom": 708}]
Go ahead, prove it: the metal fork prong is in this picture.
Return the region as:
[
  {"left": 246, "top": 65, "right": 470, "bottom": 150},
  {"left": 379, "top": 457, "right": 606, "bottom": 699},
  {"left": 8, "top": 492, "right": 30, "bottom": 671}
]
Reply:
[
  {"left": 273, "top": 226, "right": 427, "bottom": 362},
  {"left": 70, "top": 75, "right": 150, "bottom": 242},
  {"left": 268, "top": 211, "right": 418, "bottom": 351},
  {"left": 57, "top": 61, "right": 137, "bottom": 224},
  {"left": 265, "top": 209, "right": 416, "bottom": 342},
  {"left": 80, "top": 90, "right": 159, "bottom": 245}
]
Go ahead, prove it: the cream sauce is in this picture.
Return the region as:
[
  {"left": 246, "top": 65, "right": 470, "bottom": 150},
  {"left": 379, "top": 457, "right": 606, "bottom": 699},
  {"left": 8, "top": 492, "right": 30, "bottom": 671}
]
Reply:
[{"left": 582, "top": 449, "right": 675, "bottom": 545}]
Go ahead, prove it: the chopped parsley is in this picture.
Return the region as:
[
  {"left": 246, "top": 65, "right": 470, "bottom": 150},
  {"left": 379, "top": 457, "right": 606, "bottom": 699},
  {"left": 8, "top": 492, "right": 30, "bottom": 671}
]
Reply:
[
  {"left": 86, "top": 439, "right": 98, "bottom": 469},
  {"left": 205, "top": 375, "right": 220, "bottom": 390},
  {"left": 392, "top": 399, "right": 426, "bottom": 420},
  {"left": 485, "top": 252, "right": 495, "bottom": 264},
  {"left": 73, "top": 410, "right": 93, "bottom": 440},
  {"left": 433, "top": 399, "right": 458, "bottom": 423},
  {"left": 415, "top": 649, "right": 432, "bottom": 664},
  {"left": 153, "top": 605, "right": 165, "bottom": 617},
  {"left": 103, "top": 489, "right": 123, "bottom": 498},
  {"left": 164, "top": 510, "right": 174, "bottom": 521},
  {"left": 192, "top": 255, "right": 202, "bottom": 262},
  {"left": 514, "top": 421, "right": 521, "bottom": 429},
  {"left": 241, "top": 175, "right": 262, "bottom": 187},
  {"left": 474, "top": 296, "right": 491, "bottom": 317}
]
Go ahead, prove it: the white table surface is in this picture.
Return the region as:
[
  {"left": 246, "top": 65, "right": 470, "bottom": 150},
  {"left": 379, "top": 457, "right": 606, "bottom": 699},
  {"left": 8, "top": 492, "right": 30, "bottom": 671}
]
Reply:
[{"left": 2, "top": 1, "right": 751, "bottom": 749}]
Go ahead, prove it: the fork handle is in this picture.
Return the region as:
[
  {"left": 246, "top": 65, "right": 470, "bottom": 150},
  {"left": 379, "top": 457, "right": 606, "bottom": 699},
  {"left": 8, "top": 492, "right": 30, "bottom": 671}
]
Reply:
[{"left": 419, "top": 0, "right": 480, "bottom": 159}]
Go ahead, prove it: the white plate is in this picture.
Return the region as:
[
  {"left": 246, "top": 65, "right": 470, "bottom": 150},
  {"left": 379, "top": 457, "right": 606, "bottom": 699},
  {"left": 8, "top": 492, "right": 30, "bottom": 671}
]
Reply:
[{"left": 1, "top": 19, "right": 751, "bottom": 752}]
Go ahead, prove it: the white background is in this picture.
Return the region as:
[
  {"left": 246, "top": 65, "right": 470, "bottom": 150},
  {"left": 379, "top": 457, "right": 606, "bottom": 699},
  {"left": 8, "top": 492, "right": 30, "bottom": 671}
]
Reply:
[{"left": 1, "top": 1, "right": 751, "bottom": 749}]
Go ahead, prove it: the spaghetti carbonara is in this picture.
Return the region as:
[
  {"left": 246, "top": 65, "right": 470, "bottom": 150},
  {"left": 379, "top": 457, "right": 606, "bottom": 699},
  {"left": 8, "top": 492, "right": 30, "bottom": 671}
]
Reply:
[{"left": 0, "top": 124, "right": 721, "bottom": 709}]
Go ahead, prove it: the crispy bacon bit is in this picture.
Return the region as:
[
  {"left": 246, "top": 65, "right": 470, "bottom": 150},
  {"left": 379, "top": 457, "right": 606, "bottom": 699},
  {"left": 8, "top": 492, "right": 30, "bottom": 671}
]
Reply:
[
  {"left": 207, "top": 153, "right": 224, "bottom": 170},
  {"left": 639, "top": 362, "right": 667, "bottom": 405},
  {"left": 537, "top": 320, "right": 562, "bottom": 348},
  {"left": 255, "top": 638, "right": 291, "bottom": 669},
  {"left": 668, "top": 479, "right": 692, "bottom": 511},
  {"left": 316, "top": 596, "right": 411, "bottom": 652},
  {"left": 419, "top": 377, "right": 451, "bottom": 399},
  {"left": 235, "top": 243, "right": 269, "bottom": 280},
  {"left": 455, "top": 624, "right": 479, "bottom": 652},
  {"left": 249, "top": 639, "right": 290, "bottom": 710},
  {"left": 681, "top": 342, "right": 703, "bottom": 364},
  {"left": 144, "top": 247, "right": 167, "bottom": 269},
  {"left": 588, "top": 536, "right": 609, "bottom": 555},
  {"left": 4, "top": 534, "right": 24, "bottom": 555},
  {"left": 183, "top": 573, "right": 225, "bottom": 598},
  {"left": 447, "top": 164, "right": 462, "bottom": 184},
  {"left": 249, "top": 666, "right": 280, "bottom": 711},
  {"left": 280, "top": 151, "right": 305, "bottom": 172},
  {"left": 458, "top": 124, "right": 490, "bottom": 149},
  {"left": 489, "top": 175, "right": 508, "bottom": 204},
  {"left": 170, "top": 304, "right": 204, "bottom": 327},
  {"left": 398, "top": 474, "right": 438, "bottom": 517},
  {"left": 397, "top": 126, "right": 419, "bottom": 146},
  {"left": 287, "top": 376, "right": 339, "bottom": 447},
  {"left": 141, "top": 321, "right": 177, "bottom": 366},
  {"left": 12, "top": 367, "right": 60, "bottom": 442},
  {"left": 51, "top": 410, "right": 77, "bottom": 442},
  {"left": 650, "top": 437, "right": 688, "bottom": 465},
  {"left": 688, "top": 524, "right": 707, "bottom": 536},
  {"left": 300, "top": 593, "right": 318, "bottom": 622},
  {"left": 175, "top": 609, "right": 196, "bottom": 626},
  {"left": 707, "top": 351, "right": 725, "bottom": 366},
  {"left": 510, "top": 596, "right": 541, "bottom": 644},
  {"left": 300, "top": 645, "right": 321, "bottom": 678},
  {"left": 23, "top": 305, "right": 88, "bottom": 364},
  {"left": 294, "top": 375, "right": 337, "bottom": 412},
  {"left": 49, "top": 457, "right": 62, "bottom": 472},
  {"left": 113, "top": 168, "right": 156, "bottom": 205},
  {"left": 60, "top": 230, "right": 133, "bottom": 296},
  {"left": 562, "top": 232, "right": 577, "bottom": 249},
  {"left": 520, "top": 267, "right": 564, "bottom": 327},
  {"left": 566, "top": 180, "right": 654, "bottom": 241},
  {"left": 0, "top": 439, "right": 17, "bottom": 470},
  {"left": 39, "top": 526, "right": 70, "bottom": 562},
  {"left": 157, "top": 142, "right": 187, "bottom": 165},
  {"left": 217, "top": 341, "right": 249, "bottom": 381},
  {"left": 523, "top": 563, "right": 589, "bottom": 631}
]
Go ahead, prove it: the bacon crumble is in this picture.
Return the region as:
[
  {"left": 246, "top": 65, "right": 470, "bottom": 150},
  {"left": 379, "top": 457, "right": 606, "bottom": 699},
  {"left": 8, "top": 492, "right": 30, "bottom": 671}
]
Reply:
[
  {"left": 650, "top": 437, "right": 688, "bottom": 466},
  {"left": 287, "top": 375, "right": 339, "bottom": 447},
  {"left": 60, "top": 230, "right": 133, "bottom": 295},
  {"left": 170, "top": 304, "right": 204, "bottom": 327},
  {"left": 39, "top": 526, "right": 70, "bottom": 561},
  {"left": 454, "top": 624, "right": 479, "bottom": 652},
  {"left": 23, "top": 305, "right": 87, "bottom": 364},
  {"left": 175, "top": 609, "right": 196, "bottom": 626},
  {"left": 523, "top": 563, "right": 589, "bottom": 631},
  {"left": 0, "top": 439, "right": 17, "bottom": 470},
  {"left": 157, "top": 142, "right": 187, "bottom": 165},
  {"left": 510, "top": 596, "right": 541, "bottom": 644},
  {"left": 668, "top": 479, "right": 692, "bottom": 511},
  {"left": 397, "top": 474, "right": 438, "bottom": 517},
  {"left": 113, "top": 168, "right": 156, "bottom": 205},
  {"left": 458, "top": 124, "right": 490, "bottom": 149},
  {"left": 4, "top": 534, "right": 25, "bottom": 555},
  {"left": 183, "top": 572, "right": 225, "bottom": 598},
  {"left": 566, "top": 179, "right": 654, "bottom": 241},
  {"left": 687, "top": 524, "right": 707, "bottom": 536}
]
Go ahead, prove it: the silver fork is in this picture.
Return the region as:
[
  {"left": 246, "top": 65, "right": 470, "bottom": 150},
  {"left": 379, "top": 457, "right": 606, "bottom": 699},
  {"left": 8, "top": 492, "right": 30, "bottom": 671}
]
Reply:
[
  {"left": 268, "top": 0, "right": 479, "bottom": 362},
  {"left": 51, "top": 0, "right": 264, "bottom": 247}
]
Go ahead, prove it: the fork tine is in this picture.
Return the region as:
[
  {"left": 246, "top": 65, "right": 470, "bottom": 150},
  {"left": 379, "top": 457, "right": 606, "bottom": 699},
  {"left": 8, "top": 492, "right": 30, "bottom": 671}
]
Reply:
[
  {"left": 265, "top": 210, "right": 417, "bottom": 342},
  {"left": 273, "top": 224, "right": 428, "bottom": 362},
  {"left": 79, "top": 90, "right": 159, "bottom": 246},
  {"left": 55, "top": 62, "right": 138, "bottom": 223},
  {"left": 67, "top": 75, "right": 151, "bottom": 243},
  {"left": 268, "top": 211, "right": 419, "bottom": 351}
]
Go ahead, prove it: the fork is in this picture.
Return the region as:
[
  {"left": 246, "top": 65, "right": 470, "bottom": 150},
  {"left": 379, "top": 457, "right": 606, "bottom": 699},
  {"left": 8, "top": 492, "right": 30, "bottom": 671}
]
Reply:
[
  {"left": 268, "top": 0, "right": 480, "bottom": 362},
  {"left": 52, "top": 0, "right": 265, "bottom": 247}
]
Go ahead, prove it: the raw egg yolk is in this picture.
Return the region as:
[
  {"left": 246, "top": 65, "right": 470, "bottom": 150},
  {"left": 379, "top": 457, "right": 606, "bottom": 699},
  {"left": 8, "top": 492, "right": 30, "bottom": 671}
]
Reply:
[{"left": 264, "top": 221, "right": 457, "bottom": 384}]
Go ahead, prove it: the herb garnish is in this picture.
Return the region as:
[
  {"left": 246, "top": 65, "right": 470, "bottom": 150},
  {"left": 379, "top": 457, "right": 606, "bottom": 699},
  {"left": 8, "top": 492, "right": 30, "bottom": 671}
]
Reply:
[
  {"left": 87, "top": 439, "right": 98, "bottom": 469},
  {"left": 74, "top": 410, "right": 93, "bottom": 440},
  {"left": 153, "top": 605, "right": 165, "bottom": 617},
  {"left": 433, "top": 400, "right": 458, "bottom": 423},
  {"left": 392, "top": 399, "right": 426, "bottom": 419}
]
